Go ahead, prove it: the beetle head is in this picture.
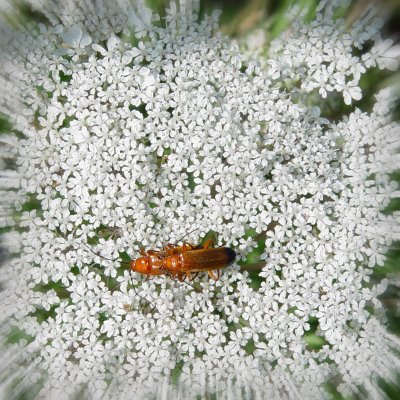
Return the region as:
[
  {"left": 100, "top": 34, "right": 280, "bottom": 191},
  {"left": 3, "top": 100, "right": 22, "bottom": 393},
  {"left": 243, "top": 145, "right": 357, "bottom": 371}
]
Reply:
[{"left": 131, "top": 257, "right": 150, "bottom": 274}]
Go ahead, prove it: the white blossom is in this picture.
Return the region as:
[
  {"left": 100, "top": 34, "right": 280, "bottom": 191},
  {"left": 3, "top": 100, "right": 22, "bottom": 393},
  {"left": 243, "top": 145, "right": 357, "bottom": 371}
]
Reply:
[{"left": 0, "top": 0, "right": 399, "bottom": 399}]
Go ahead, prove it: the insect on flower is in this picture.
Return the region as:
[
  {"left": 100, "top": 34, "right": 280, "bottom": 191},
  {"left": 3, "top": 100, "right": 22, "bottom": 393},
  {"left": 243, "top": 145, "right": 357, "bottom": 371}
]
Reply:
[
  {"left": 83, "top": 238, "right": 236, "bottom": 310},
  {"left": 131, "top": 239, "right": 236, "bottom": 281}
]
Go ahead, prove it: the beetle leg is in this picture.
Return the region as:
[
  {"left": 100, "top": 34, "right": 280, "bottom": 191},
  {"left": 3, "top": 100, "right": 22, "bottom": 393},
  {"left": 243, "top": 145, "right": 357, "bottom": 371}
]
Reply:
[
  {"left": 163, "top": 244, "right": 176, "bottom": 255},
  {"left": 203, "top": 239, "right": 214, "bottom": 249},
  {"left": 146, "top": 250, "right": 160, "bottom": 256},
  {"left": 185, "top": 271, "right": 193, "bottom": 281},
  {"left": 207, "top": 270, "right": 218, "bottom": 280},
  {"left": 182, "top": 242, "right": 195, "bottom": 253},
  {"left": 192, "top": 272, "right": 200, "bottom": 280},
  {"left": 177, "top": 273, "right": 184, "bottom": 281},
  {"left": 139, "top": 247, "right": 146, "bottom": 256},
  {"left": 160, "top": 266, "right": 171, "bottom": 277}
]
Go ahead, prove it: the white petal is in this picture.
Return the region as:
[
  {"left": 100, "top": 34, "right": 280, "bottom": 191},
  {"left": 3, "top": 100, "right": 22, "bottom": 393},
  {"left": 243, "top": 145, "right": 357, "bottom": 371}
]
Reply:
[
  {"left": 61, "top": 24, "right": 83, "bottom": 47},
  {"left": 349, "top": 86, "right": 362, "bottom": 101},
  {"left": 343, "top": 91, "right": 352, "bottom": 105},
  {"left": 107, "top": 34, "right": 120, "bottom": 51},
  {"left": 80, "top": 32, "right": 92, "bottom": 48},
  {"left": 92, "top": 44, "right": 108, "bottom": 56}
]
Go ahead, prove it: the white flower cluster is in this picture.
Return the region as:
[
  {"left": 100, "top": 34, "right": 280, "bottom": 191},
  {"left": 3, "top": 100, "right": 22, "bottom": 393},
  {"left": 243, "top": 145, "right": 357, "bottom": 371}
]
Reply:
[
  {"left": 269, "top": 2, "right": 400, "bottom": 104},
  {"left": 0, "top": 0, "right": 399, "bottom": 399}
]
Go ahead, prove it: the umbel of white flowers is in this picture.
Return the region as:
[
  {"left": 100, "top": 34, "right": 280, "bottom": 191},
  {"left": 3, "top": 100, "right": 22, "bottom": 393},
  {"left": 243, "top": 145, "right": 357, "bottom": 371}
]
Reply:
[{"left": 0, "top": 0, "right": 400, "bottom": 399}]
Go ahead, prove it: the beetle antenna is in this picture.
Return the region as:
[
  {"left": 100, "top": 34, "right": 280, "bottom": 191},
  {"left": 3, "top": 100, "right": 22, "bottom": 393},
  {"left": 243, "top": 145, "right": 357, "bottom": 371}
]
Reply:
[
  {"left": 83, "top": 242, "right": 155, "bottom": 310},
  {"left": 173, "top": 227, "right": 199, "bottom": 245},
  {"left": 181, "top": 279, "right": 202, "bottom": 293},
  {"left": 129, "top": 269, "right": 155, "bottom": 311},
  {"left": 82, "top": 241, "right": 130, "bottom": 267}
]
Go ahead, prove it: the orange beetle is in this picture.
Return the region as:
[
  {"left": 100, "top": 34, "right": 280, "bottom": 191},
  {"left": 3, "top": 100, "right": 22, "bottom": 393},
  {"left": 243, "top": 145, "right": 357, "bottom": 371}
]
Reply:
[{"left": 130, "top": 239, "right": 236, "bottom": 281}]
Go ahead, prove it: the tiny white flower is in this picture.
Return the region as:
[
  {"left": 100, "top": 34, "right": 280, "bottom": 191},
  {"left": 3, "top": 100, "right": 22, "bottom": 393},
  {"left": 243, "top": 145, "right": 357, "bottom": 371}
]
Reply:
[
  {"left": 364, "top": 39, "right": 400, "bottom": 71},
  {"left": 60, "top": 24, "right": 92, "bottom": 57},
  {"left": 0, "top": 1, "right": 398, "bottom": 400},
  {"left": 337, "top": 79, "right": 362, "bottom": 105}
]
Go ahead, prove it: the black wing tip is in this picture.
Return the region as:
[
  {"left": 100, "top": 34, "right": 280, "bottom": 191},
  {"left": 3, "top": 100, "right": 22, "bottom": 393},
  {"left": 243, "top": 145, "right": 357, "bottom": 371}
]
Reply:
[{"left": 224, "top": 247, "right": 236, "bottom": 264}]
